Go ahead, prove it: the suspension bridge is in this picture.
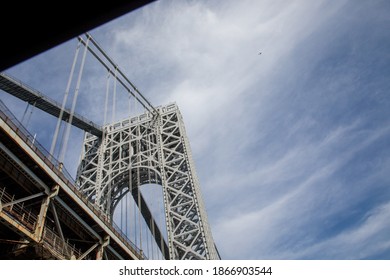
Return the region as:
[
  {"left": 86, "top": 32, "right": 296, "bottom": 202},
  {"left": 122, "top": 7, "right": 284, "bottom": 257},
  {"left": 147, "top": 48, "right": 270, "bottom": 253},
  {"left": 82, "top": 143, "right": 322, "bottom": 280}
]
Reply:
[{"left": 0, "top": 34, "right": 220, "bottom": 260}]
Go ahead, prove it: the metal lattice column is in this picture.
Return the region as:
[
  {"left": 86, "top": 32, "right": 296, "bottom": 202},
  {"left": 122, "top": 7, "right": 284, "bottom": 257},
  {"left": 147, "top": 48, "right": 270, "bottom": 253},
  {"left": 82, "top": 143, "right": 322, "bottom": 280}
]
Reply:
[{"left": 76, "top": 103, "right": 219, "bottom": 260}]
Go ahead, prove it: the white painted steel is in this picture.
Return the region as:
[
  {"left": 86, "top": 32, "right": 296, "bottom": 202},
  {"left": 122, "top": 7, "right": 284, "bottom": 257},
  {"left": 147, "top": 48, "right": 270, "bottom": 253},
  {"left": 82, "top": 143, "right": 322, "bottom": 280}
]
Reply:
[{"left": 77, "top": 103, "right": 219, "bottom": 260}]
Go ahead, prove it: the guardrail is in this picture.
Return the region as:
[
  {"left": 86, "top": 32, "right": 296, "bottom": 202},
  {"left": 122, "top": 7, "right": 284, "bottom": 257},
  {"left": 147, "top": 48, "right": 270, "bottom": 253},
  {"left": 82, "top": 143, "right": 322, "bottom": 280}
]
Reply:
[
  {"left": 0, "top": 100, "right": 145, "bottom": 259},
  {"left": 0, "top": 186, "right": 82, "bottom": 259}
]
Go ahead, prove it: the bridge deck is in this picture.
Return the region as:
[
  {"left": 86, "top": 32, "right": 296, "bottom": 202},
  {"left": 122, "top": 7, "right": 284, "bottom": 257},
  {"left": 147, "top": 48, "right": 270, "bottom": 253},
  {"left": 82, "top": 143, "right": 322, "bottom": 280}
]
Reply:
[
  {"left": 0, "top": 100, "right": 141, "bottom": 259},
  {"left": 0, "top": 72, "right": 102, "bottom": 137}
]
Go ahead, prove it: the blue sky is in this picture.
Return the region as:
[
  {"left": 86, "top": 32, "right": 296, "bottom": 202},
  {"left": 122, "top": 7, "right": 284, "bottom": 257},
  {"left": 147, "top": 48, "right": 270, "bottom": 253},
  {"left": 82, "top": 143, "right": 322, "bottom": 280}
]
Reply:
[{"left": 1, "top": 0, "right": 390, "bottom": 260}]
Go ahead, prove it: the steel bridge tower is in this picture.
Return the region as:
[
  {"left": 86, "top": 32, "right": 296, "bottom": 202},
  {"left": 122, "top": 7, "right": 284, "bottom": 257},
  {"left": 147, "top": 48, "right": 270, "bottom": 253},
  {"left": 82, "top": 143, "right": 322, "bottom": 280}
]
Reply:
[
  {"left": 76, "top": 103, "right": 219, "bottom": 260},
  {"left": 0, "top": 33, "right": 220, "bottom": 260}
]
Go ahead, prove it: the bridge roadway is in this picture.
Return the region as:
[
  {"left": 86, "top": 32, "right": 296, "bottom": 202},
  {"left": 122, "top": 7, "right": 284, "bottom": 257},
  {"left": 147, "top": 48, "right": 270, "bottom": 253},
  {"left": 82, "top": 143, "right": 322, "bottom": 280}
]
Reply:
[
  {"left": 0, "top": 72, "right": 102, "bottom": 137},
  {"left": 0, "top": 101, "right": 143, "bottom": 259}
]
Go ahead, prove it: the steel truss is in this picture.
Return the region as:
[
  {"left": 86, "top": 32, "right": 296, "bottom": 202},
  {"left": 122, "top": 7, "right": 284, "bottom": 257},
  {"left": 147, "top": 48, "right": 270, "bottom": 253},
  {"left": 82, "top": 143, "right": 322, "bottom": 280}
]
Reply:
[{"left": 77, "top": 103, "right": 219, "bottom": 260}]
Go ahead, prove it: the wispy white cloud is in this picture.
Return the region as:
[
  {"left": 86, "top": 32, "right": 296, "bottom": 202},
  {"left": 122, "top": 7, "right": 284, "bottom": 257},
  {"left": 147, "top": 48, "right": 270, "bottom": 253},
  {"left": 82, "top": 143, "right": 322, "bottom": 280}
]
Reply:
[
  {"left": 282, "top": 201, "right": 390, "bottom": 259},
  {"left": 91, "top": 0, "right": 390, "bottom": 259},
  {"left": 1, "top": 0, "right": 389, "bottom": 260},
  {"left": 213, "top": 121, "right": 390, "bottom": 259}
]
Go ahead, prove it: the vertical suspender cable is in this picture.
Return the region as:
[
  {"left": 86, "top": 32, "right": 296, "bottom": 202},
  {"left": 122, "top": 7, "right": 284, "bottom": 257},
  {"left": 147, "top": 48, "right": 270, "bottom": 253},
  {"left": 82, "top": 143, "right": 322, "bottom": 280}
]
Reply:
[
  {"left": 120, "top": 189, "right": 123, "bottom": 231},
  {"left": 126, "top": 93, "right": 132, "bottom": 236},
  {"left": 125, "top": 189, "right": 128, "bottom": 238},
  {"left": 50, "top": 42, "right": 81, "bottom": 157},
  {"left": 132, "top": 91, "right": 136, "bottom": 118},
  {"left": 129, "top": 154, "right": 137, "bottom": 248},
  {"left": 111, "top": 67, "right": 117, "bottom": 123},
  {"left": 103, "top": 71, "right": 111, "bottom": 126},
  {"left": 134, "top": 178, "right": 138, "bottom": 246},
  {"left": 85, "top": 33, "right": 158, "bottom": 118},
  {"left": 134, "top": 175, "right": 137, "bottom": 248},
  {"left": 150, "top": 218, "right": 154, "bottom": 259},
  {"left": 129, "top": 166, "right": 133, "bottom": 241},
  {"left": 59, "top": 37, "right": 90, "bottom": 163},
  {"left": 21, "top": 103, "right": 30, "bottom": 125},
  {"left": 129, "top": 95, "right": 131, "bottom": 119},
  {"left": 137, "top": 124, "right": 143, "bottom": 254},
  {"left": 146, "top": 217, "right": 149, "bottom": 259},
  {"left": 133, "top": 97, "right": 138, "bottom": 247},
  {"left": 122, "top": 191, "right": 124, "bottom": 234},
  {"left": 148, "top": 133, "right": 151, "bottom": 184},
  {"left": 23, "top": 101, "right": 36, "bottom": 128},
  {"left": 138, "top": 170, "right": 143, "bottom": 254}
]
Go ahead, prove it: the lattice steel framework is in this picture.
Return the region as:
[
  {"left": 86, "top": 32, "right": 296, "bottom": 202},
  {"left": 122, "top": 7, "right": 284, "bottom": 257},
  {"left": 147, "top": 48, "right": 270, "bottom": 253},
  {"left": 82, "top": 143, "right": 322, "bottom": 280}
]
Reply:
[{"left": 76, "top": 103, "right": 219, "bottom": 260}]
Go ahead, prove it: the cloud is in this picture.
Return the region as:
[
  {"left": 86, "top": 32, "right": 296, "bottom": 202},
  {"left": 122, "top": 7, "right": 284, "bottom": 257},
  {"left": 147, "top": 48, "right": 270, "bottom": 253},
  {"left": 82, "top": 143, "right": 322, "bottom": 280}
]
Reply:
[
  {"left": 2, "top": 0, "right": 390, "bottom": 260},
  {"left": 284, "top": 201, "right": 390, "bottom": 259},
  {"left": 212, "top": 118, "right": 390, "bottom": 259},
  {"left": 97, "top": 0, "right": 390, "bottom": 259}
]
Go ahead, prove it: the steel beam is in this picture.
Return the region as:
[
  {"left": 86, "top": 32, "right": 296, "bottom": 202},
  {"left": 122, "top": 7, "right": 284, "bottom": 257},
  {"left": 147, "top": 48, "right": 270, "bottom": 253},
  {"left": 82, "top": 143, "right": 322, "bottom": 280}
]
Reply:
[
  {"left": 0, "top": 72, "right": 103, "bottom": 137},
  {"left": 77, "top": 103, "right": 220, "bottom": 259},
  {"left": 1, "top": 192, "right": 45, "bottom": 208},
  {"left": 0, "top": 141, "right": 51, "bottom": 194},
  {"left": 1, "top": 111, "right": 142, "bottom": 259}
]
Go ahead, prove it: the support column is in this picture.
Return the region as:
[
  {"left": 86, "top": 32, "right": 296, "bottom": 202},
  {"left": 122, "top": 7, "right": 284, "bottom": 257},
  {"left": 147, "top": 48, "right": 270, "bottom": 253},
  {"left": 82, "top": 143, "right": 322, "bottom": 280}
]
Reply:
[
  {"left": 34, "top": 185, "right": 59, "bottom": 241},
  {"left": 96, "top": 235, "right": 110, "bottom": 260}
]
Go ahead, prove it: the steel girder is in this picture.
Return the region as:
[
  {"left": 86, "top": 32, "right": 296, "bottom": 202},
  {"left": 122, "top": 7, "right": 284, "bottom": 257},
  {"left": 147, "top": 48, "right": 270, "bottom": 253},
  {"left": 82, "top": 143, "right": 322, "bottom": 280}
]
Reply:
[{"left": 76, "top": 103, "right": 219, "bottom": 260}]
